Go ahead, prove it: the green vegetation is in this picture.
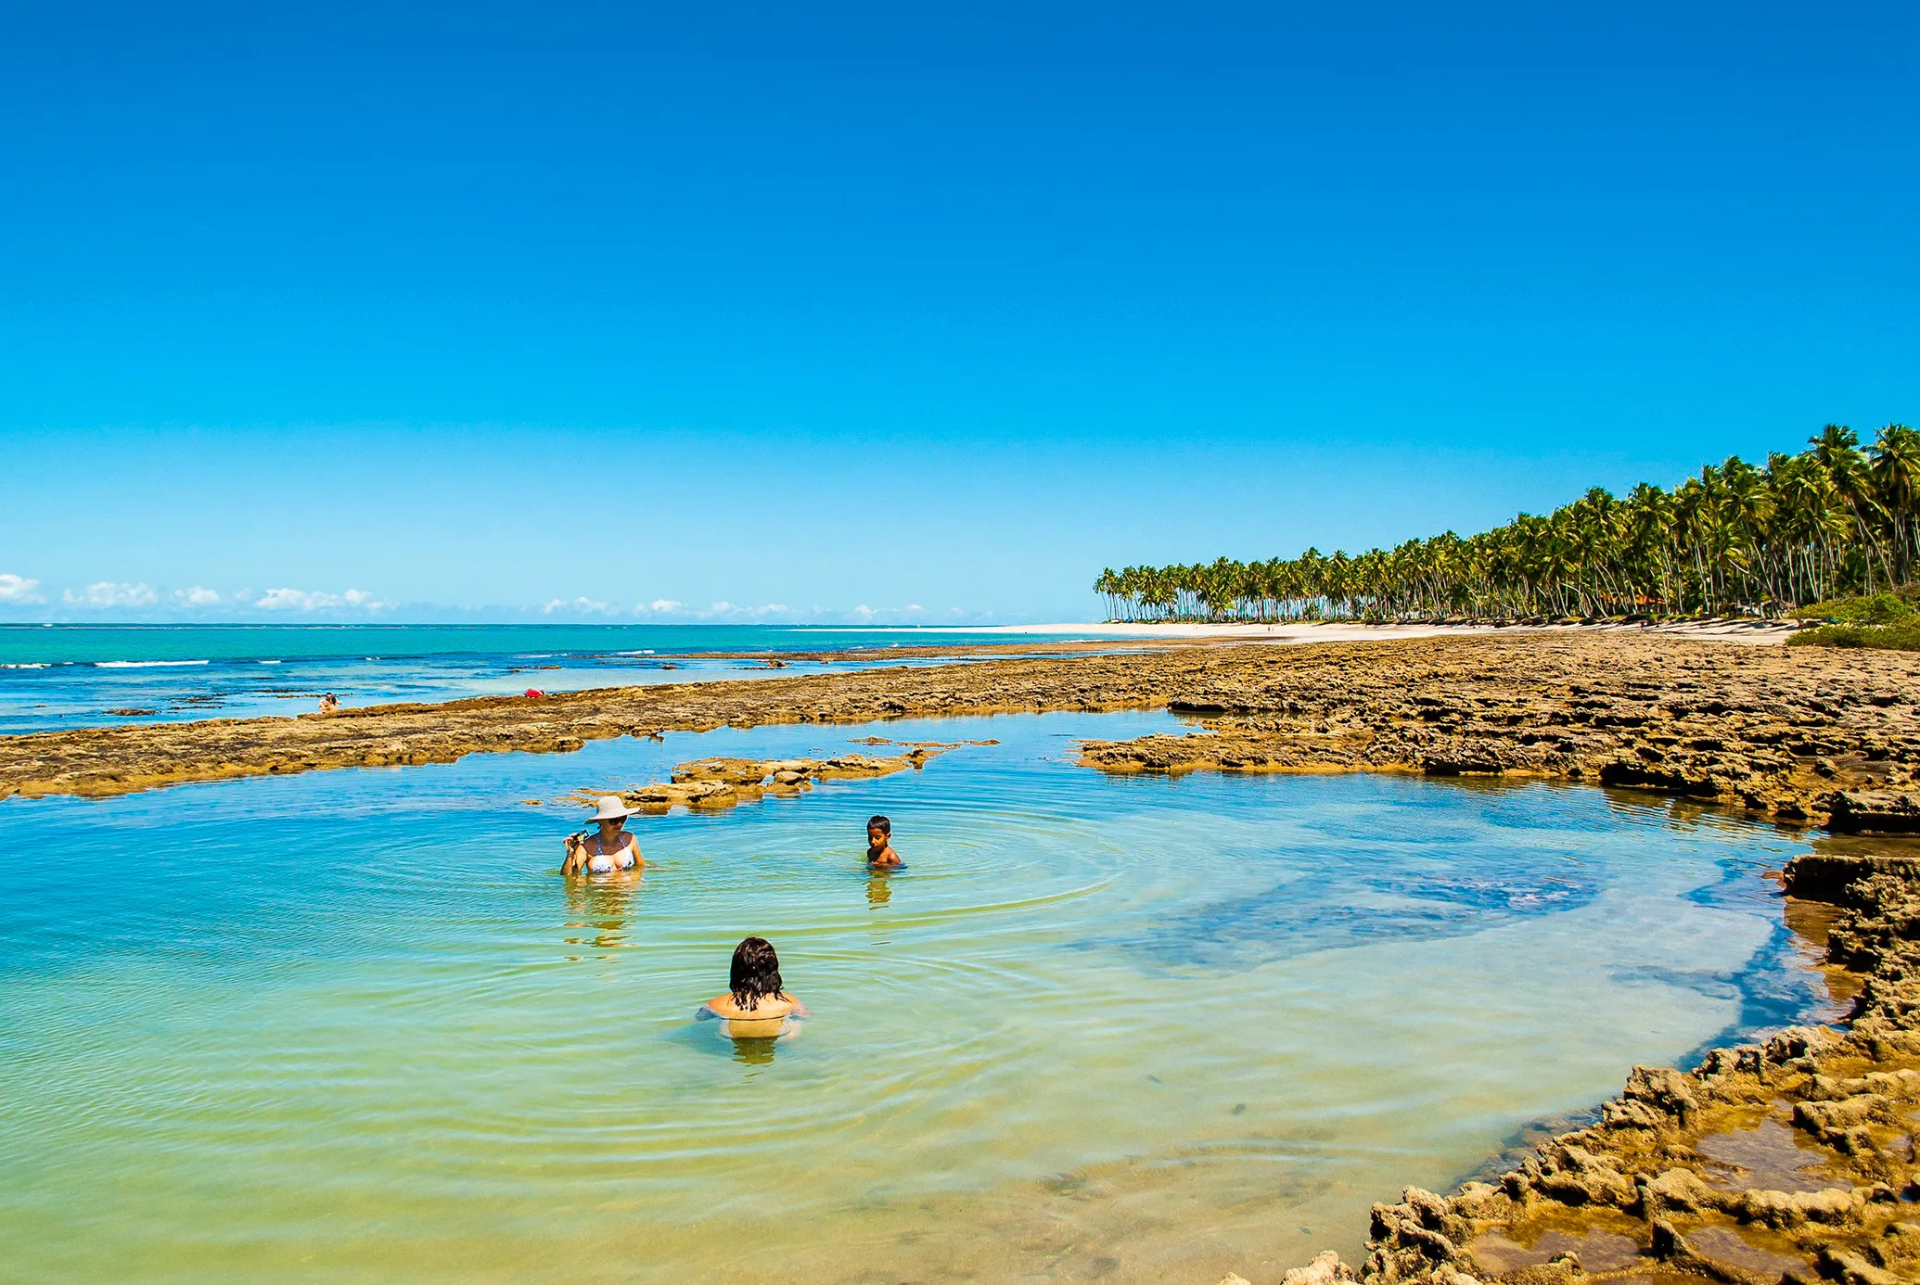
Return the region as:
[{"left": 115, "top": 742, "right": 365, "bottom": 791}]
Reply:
[
  {"left": 1095, "top": 424, "right": 1920, "bottom": 624},
  {"left": 1786, "top": 586, "right": 1920, "bottom": 649},
  {"left": 1789, "top": 616, "right": 1920, "bottom": 651},
  {"left": 1791, "top": 591, "right": 1916, "bottom": 626}
]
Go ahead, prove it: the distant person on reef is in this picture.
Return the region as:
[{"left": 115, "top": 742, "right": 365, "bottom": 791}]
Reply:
[
  {"left": 865, "top": 815, "right": 902, "bottom": 869},
  {"left": 562, "top": 796, "right": 644, "bottom": 875},
  {"left": 699, "top": 937, "right": 808, "bottom": 1038},
  {"left": 317, "top": 693, "right": 339, "bottom": 715}
]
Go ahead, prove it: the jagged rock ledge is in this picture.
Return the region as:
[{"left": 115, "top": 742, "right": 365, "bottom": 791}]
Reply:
[
  {"left": 1248, "top": 852, "right": 1920, "bottom": 1285},
  {"left": 1076, "top": 640, "right": 1920, "bottom": 831},
  {"left": 4, "top": 634, "right": 1916, "bottom": 806},
  {"left": 550, "top": 747, "right": 958, "bottom": 813}
]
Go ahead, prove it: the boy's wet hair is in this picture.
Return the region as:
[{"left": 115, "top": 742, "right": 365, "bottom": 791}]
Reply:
[
  {"left": 866, "top": 815, "right": 891, "bottom": 836},
  {"left": 729, "top": 937, "right": 784, "bottom": 1012}
]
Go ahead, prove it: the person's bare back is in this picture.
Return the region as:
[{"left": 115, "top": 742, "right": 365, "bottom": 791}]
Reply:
[{"left": 702, "top": 992, "right": 801, "bottom": 1022}]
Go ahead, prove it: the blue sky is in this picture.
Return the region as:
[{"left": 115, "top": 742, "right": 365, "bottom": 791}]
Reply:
[{"left": 2, "top": 1, "right": 1915, "bottom": 623}]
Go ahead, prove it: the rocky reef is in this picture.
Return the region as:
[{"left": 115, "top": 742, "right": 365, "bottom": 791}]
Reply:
[
  {"left": 3, "top": 634, "right": 1916, "bottom": 807},
  {"left": 1244, "top": 851, "right": 1920, "bottom": 1285},
  {"left": 551, "top": 746, "right": 960, "bottom": 813},
  {"left": 1078, "top": 638, "right": 1920, "bottom": 831}
]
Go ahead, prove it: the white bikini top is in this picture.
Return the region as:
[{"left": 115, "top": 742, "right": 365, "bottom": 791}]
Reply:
[{"left": 585, "top": 834, "right": 638, "bottom": 873}]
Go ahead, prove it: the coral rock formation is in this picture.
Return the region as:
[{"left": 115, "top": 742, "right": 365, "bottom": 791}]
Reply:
[
  {"left": 4, "top": 635, "right": 1917, "bottom": 808},
  {"left": 556, "top": 749, "right": 948, "bottom": 813},
  {"left": 1078, "top": 638, "right": 1920, "bottom": 830}
]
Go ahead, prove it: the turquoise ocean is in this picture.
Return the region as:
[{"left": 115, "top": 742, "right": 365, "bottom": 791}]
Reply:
[{"left": 0, "top": 624, "right": 1112, "bottom": 734}]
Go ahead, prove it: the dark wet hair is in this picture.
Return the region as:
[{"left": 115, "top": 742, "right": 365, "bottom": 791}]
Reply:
[
  {"left": 729, "top": 937, "right": 784, "bottom": 1011},
  {"left": 867, "top": 815, "right": 891, "bottom": 835}
]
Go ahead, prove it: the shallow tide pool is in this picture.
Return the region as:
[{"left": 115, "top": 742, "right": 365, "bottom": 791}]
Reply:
[{"left": 0, "top": 711, "right": 1828, "bottom": 1283}]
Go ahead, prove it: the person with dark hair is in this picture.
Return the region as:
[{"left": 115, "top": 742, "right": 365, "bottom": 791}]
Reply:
[
  {"left": 700, "top": 937, "right": 808, "bottom": 1038},
  {"left": 865, "top": 815, "right": 902, "bottom": 869}
]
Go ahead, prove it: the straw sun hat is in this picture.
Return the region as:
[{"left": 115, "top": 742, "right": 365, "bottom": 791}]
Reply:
[{"left": 588, "top": 795, "right": 639, "bottom": 822}]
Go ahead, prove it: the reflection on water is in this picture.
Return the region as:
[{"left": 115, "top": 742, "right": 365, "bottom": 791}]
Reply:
[
  {"left": 0, "top": 711, "right": 1829, "bottom": 1285},
  {"left": 731, "top": 1034, "right": 781, "bottom": 1066},
  {"left": 562, "top": 872, "right": 643, "bottom": 956}
]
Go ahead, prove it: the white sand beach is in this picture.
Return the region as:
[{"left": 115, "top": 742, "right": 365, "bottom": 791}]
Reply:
[{"left": 966, "top": 619, "right": 1803, "bottom": 645}]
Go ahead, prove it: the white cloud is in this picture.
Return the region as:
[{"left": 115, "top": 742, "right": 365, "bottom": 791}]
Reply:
[
  {"left": 542, "top": 596, "right": 617, "bottom": 615},
  {"left": 256, "top": 587, "right": 385, "bottom": 612},
  {"left": 850, "top": 604, "right": 875, "bottom": 618},
  {"left": 0, "top": 573, "right": 44, "bottom": 604},
  {"left": 174, "top": 586, "right": 221, "bottom": 608},
  {"left": 635, "top": 599, "right": 683, "bottom": 614},
  {"left": 64, "top": 581, "right": 158, "bottom": 609}
]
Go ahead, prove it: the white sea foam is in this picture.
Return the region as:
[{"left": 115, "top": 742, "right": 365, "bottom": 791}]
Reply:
[
  {"left": 258, "top": 660, "right": 282, "bottom": 665},
  {"left": 1, "top": 662, "right": 49, "bottom": 669},
  {"left": 93, "top": 659, "right": 211, "bottom": 668}
]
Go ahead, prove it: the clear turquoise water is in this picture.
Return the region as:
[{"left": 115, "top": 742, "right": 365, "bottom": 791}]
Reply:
[
  {"left": 0, "top": 711, "right": 1825, "bottom": 1284},
  {"left": 0, "top": 623, "right": 1115, "bottom": 733}
]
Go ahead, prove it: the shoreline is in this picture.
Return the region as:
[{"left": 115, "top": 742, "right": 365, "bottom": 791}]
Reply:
[
  {"left": 962, "top": 619, "right": 1804, "bottom": 645},
  {"left": 3, "top": 632, "right": 1913, "bottom": 820}
]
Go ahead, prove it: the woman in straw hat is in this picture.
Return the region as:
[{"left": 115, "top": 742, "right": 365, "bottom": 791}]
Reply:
[{"left": 562, "top": 796, "right": 645, "bottom": 876}]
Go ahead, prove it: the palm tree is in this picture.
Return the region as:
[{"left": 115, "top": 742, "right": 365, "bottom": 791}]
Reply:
[
  {"left": 1096, "top": 423, "right": 1913, "bottom": 625},
  {"left": 1870, "top": 424, "right": 1920, "bottom": 583}
]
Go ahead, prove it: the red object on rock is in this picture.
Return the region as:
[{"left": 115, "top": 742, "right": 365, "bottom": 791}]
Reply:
[{"left": 525, "top": 688, "right": 545, "bottom": 699}]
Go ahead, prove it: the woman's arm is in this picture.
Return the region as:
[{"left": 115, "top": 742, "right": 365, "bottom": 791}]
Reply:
[{"left": 561, "top": 832, "right": 587, "bottom": 876}]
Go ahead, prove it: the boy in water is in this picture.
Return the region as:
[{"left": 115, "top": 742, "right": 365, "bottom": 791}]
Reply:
[{"left": 865, "top": 815, "right": 902, "bottom": 869}]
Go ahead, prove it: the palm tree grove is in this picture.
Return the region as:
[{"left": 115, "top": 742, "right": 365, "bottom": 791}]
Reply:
[{"left": 1096, "top": 424, "right": 1920, "bottom": 629}]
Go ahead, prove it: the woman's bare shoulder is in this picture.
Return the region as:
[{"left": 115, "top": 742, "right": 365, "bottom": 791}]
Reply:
[{"left": 705, "top": 993, "right": 797, "bottom": 1019}]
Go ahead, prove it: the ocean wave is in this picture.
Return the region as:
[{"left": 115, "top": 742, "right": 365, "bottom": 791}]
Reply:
[
  {"left": 1, "top": 662, "right": 50, "bottom": 669},
  {"left": 258, "top": 660, "right": 282, "bottom": 665},
  {"left": 93, "top": 659, "right": 212, "bottom": 668}
]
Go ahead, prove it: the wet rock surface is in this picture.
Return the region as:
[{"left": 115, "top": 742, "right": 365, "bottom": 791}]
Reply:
[
  {"left": 550, "top": 747, "right": 956, "bottom": 813},
  {"left": 2, "top": 634, "right": 1916, "bottom": 810},
  {"left": 1828, "top": 795, "right": 1920, "bottom": 837},
  {"left": 1077, "top": 637, "right": 1920, "bottom": 830},
  {"left": 1260, "top": 853, "right": 1920, "bottom": 1285}
]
